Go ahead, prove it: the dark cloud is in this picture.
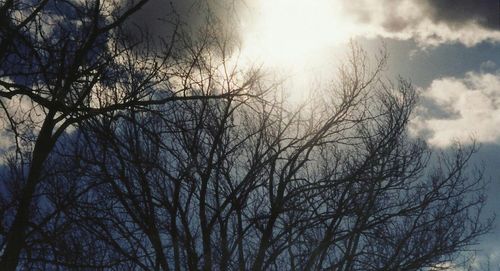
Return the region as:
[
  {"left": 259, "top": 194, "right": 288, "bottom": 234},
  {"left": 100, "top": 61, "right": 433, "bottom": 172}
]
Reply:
[
  {"left": 128, "top": 0, "right": 210, "bottom": 37},
  {"left": 380, "top": 0, "right": 418, "bottom": 33},
  {"left": 341, "top": 0, "right": 418, "bottom": 33},
  {"left": 343, "top": 0, "right": 500, "bottom": 35},
  {"left": 381, "top": 15, "right": 412, "bottom": 32},
  {"left": 424, "top": 0, "right": 500, "bottom": 30},
  {"left": 126, "top": 0, "right": 243, "bottom": 45}
]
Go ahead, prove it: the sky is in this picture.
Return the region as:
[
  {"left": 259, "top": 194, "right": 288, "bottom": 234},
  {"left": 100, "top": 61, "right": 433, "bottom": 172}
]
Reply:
[
  {"left": 234, "top": 0, "right": 500, "bottom": 267},
  {"left": 92, "top": 0, "right": 500, "bottom": 267},
  {"left": 2, "top": 0, "right": 500, "bottom": 268}
]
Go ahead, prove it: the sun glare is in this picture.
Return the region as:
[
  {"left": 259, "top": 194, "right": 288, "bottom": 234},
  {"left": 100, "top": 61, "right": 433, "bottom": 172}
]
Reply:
[
  {"left": 240, "top": 0, "right": 352, "bottom": 67},
  {"left": 237, "top": 0, "right": 357, "bottom": 101}
]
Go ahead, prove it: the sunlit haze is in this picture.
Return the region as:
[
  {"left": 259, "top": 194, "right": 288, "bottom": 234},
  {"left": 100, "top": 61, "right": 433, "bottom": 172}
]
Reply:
[
  {"left": 240, "top": 0, "right": 354, "bottom": 65},
  {"left": 237, "top": 0, "right": 360, "bottom": 100}
]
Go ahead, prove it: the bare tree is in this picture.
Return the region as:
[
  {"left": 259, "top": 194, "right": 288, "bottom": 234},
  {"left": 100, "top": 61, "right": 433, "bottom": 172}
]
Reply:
[
  {"left": 0, "top": 1, "right": 492, "bottom": 270},
  {"left": 25, "top": 42, "right": 491, "bottom": 270},
  {"left": 0, "top": 0, "right": 256, "bottom": 269}
]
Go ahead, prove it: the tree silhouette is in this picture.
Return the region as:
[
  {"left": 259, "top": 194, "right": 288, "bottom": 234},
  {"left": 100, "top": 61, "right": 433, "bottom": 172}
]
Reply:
[
  {"left": 0, "top": 0, "right": 257, "bottom": 269},
  {"left": 0, "top": 0, "right": 492, "bottom": 270}
]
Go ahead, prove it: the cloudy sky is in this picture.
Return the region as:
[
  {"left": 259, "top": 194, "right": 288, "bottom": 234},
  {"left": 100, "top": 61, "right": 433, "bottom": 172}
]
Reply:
[
  {"left": 134, "top": 0, "right": 500, "bottom": 265},
  {"left": 127, "top": 0, "right": 500, "bottom": 146},
  {"left": 19, "top": 0, "right": 500, "bottom": 264},
  {"left": 230, "top": 0, "right": 500, "bottom": 267},
  {"left": 229, "top": 1, "right": 500, "bottom": 157},
  {"left": 10, "top": 0, "right": 498, "bottom": 267}
]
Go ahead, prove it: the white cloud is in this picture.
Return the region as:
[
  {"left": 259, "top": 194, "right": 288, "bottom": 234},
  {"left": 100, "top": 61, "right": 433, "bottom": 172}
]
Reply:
[
  {"left": 340, "top": 0, "right": 500, "bottom": 47},
  {"left": 411, "top": 71, "right": 500, "bottom": 147},
  {"left": 407, "top": 20, "right": 500, "bottom": 48}
]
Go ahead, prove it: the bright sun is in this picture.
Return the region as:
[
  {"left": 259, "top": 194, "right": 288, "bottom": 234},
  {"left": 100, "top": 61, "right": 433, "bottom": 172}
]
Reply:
[
  {"left": 237, "top": 0, "right": 358, "bottom": 101},
  {"left": 240, "top": 0, "right": 353, "bottom": 68}
]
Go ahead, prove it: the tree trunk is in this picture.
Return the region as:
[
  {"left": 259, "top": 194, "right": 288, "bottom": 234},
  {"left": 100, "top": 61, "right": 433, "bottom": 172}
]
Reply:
[{"left": 0, "top": 113, "right": 56, "bottom": 270}]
